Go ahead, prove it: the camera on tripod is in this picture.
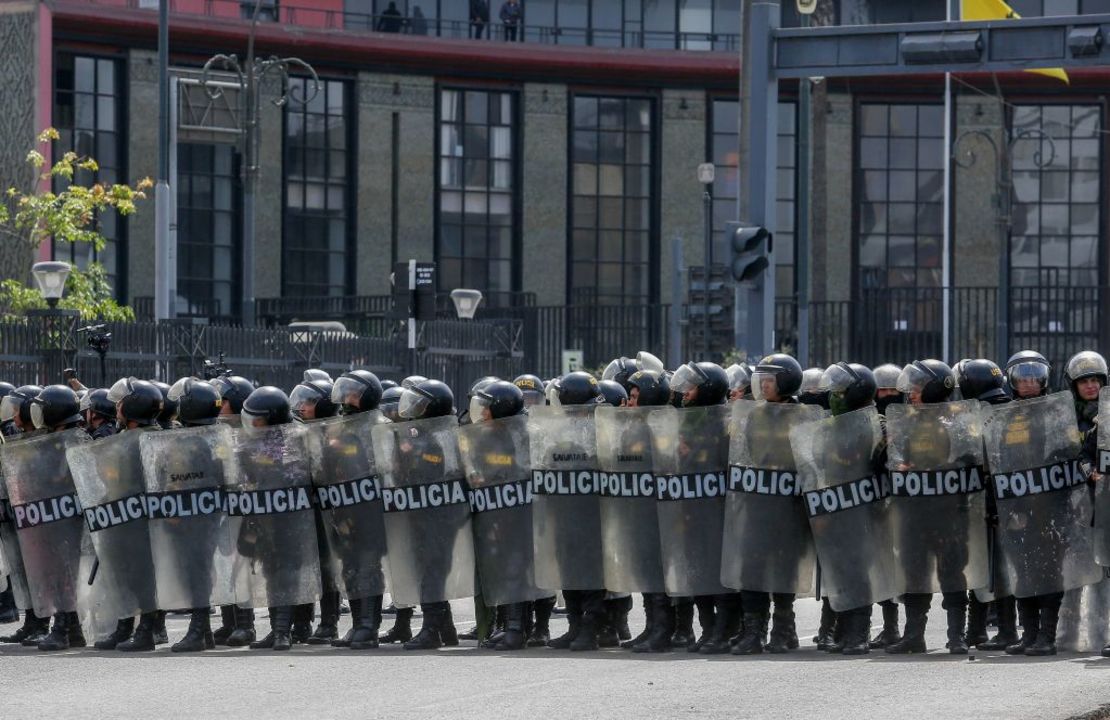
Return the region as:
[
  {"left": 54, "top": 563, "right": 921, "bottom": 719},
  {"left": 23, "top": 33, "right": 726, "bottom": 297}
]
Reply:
[{"left": 78, "top": 324, "right": 112, "bottom": 355}]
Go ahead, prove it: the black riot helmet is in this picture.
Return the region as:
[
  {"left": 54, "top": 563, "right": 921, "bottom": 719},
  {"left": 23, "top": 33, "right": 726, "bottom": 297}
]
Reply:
[
  {"left": 601, "top": 357, "right": 639, "bottom": 391},
  {"left": 212, "top": 375, "right": 255, "bottom": 414},
  {"left": 398, "top": 380, "right": 455, "bottom": 420},
  {"left": 150, "top": 380, "right": 178, "bottom": 427},
  {"left": 670, "top": 362, "right": 729, "bottom": 407},
  {"left": 627, "top": 370, "right": 670, "bottom": 407},
  {"left": 80, "top": 388, "right": 117, "bottom": 422},
  {"left": 331, "top": 370, "right": 383, "bottom": 415},
  {"left": 241, "top": 386, "right": 292, "bottom": 427},
  {"left": 469, "top": 380, "right": 525, "bottom": 422},
  {"left": 290, "top": 378, "right": 337, "bottom": 421},
  {"left": 821, "top": 363, "right": 876, "bottom": 416},
  {"left": 896, "top": 359, "right": 955, "bottom": 404},
  {"left": 598, "top": 379, "right": 629, "bottom": 407},
  {"left": 401, "top": 375, "right": 428, "bottom": 390},
  {"left": 513, "top": 374, "right": 545, "bottom": 407},
  {"left": 168, "top": 377, "right": 222, "bottom": 427},
  {"left": 752, "top": 354, "right": 804, "bottom": 401},
  {"left": 725, "top": 364, "right": 751, "bottom": 401},
  {"left": 1064, "top": 351, "right": 1108, "bottom": 395},
  {"left": 380, "top": 386, "right": 404, "bottom": 422},
  {"left": 30, "top": 385, "right": 83, "bottom": 430},
  {"left": 1, "top": 384, "right": 44, "bottom": 428},
  {"left": 380, "top": 379, "right": 399, "bottom": 392},
  {"left": 0, "top": 382, "right": 14, "bottom": 401},
  {"left": 469, "top": 376, "right": 500, "bottom": 398},
  {"left": 545, "top": 372, "right": 602, "bottom": 407},
  {"left": 799, "top": 367, "right": 830, "bottom": 409},
  {"left": 303, "top": 368, "right": 333, "bottom": 383},
  {"left": 957, "top": 359, "right": 1008, "bottom": 404},
  {"left": 1005, "top": 350, "right": 1051, "bottom": 399},
  {"left": 108, "top": 377, "right": 164, "bottom": 427}
]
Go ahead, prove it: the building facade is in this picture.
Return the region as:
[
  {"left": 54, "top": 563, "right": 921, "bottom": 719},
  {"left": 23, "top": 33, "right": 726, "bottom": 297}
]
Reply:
[{"left": 2, "top": 0, "right": 1108, "bottom": 372}]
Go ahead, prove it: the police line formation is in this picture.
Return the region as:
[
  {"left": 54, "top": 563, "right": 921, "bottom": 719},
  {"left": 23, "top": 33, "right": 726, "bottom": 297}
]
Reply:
[{"left": 0, "top": 348, "right": 1108, "bottom": 660}]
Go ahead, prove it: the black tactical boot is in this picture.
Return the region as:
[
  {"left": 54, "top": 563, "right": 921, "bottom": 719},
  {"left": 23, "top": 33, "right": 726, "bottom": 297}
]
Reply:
[
  {"left": 291, "top": 604, "right": 314, "bottom": 644},
  {"left": 38, "top": 612, "right": 81, "bottom": 652},
  {"left": 840, "top": 610, "right": 871, "bottom": 655},
  {"left": 596, "top": 615, "right": 620, "bottom": 648},
  {"left": 117, "top": 612, "right": 157, "bottom": 652},
  {"left": 731, "top": 613, "right": 768, "bottom": 655},
  {"left": 528, "top": 597, "right": 553, "bottom": 647},
  {"left": 634, "top": 595, "right": 675, "bottom": 654},
  {"left": 869, "top": 601, "right": 901, "bottom": 649},
  {"left": 570, "top": 611, "right": 600, "bottom": 651},
  {"left": 271, "top": 606, "right": 293, "bottom": 651},
  {"left": 622, "top": 594, "right": 653, "bottom": 649},
  {"left": 946, "top": 605, "right": 969, "bottom": 655},
  {"left": 379, "top": 606, "right": 413, "bottom": 644},
  {"left": 308, "top": 590, "right": 337, "bottom": 647},
  {"left": 226, "top": 607, "right": 257, "bottom": 647},
  {"left": 1025, "top": 604, "right": 1059, "bottom": 657},
  {"left": 350, "top": 595, "right": 382, "bottom": 650},
  {"left": 153, "top": 611, "right": 169, "bottom": 645},
  {"left": 671, "top": 600, "right": 696, "bottom": 649},
  {"left": 980, "top": 596, "right": 1019, "bottom": 650},
  {"left": 699, "top": 600, "right": 739, "bottom": 655},
  {"left": 965, "top": 596, "right": 989, "bottom": 647},
  {"left": 333, "top": 597, "right": 359, "bottom": 648},
  {"left": 549, "top": 601, "right": 581, "bottom": 650},
  {"left": 249, "top": 608, "right": 276, "bottom": 650},
  {"left": 610, "top": 596, "right": 632, "bottom": 641},
  {"left": 440, "top": 604, "right": 459, "bottom": 647},
  {"left": 405, "top": 605, "right": 444, "bottom": 650},
  {"left": 4, "top": 610, "right": 50, "bottom": 645},
  {"left": 1005, "top": 599, "right": 1040, "bottom": 655},
  {"left": 886, "top": 604, "right": 928, "bottom": 654},
  {"left": 766, "top": 602, "right": 798, "bottom": 654},
  {"left": 94, "top": 617, "right": 135, "bottom": 650},
  {"left": 172, "top": 609, "right": 214, "bottom": 653},
  {"left": 213, "top": 605, "right": 237, "bottom": 645},
  {"left": 0, "top": 585, "right": 17, "bottom": 624},
  {"left": 815, "top": 599, "right": 837, "bottom": 651},
  {"left": 689, "top": 597, "right": 716, "bottom": 652},
  {"left": 493, "top": 602, "right": 527, "bottom": 651}
]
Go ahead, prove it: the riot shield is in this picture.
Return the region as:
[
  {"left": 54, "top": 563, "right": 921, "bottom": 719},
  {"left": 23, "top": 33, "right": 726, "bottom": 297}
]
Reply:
[
  {"left": 527, "top": 406, "right": 604, "bottom": 591},
  {"left": 792, "top": 407, "right": 898, "bottom": 612},
  {"left": 983, "top": 391, "right": 1101, "bottom": 598},
  {"left": 648, "top": 404, "right": 731, "bottom": 597},
  {"left": 459, "top": 414, "right": 546, "bottom": 606},
  {"left": 228, "top": 424, "right": 321, "bottom": 608},
  {"left": 721, "top": 401, "right": 825, "bottom": 594},
  {"left": 1094, "top": 387, "right": 1110, "bottom": 565},
  {"left": 885, "top": 400, "right": 990, "bottom": 595},
  {"left": 304, "top": 412, "right": 390, "bottom": 601},
  {"left": 140, "top": 424, "right": 240, "bottom": 610},
  {"left": 371, "top": 415, "right": 475, "bottom": 605},
  {"left": 0, "top": 456, "right": 31, "bottom": 610},
  {"left": 595, "top": 406, "right": 665, "bottom": 594},
  {"left": 1, "top": 429, "right": 90, "bottom": 617}
]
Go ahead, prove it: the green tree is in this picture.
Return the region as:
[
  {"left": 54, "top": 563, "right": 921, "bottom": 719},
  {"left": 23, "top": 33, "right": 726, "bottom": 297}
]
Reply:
[{"left": 0, "top": 128, "right": 152, "bottom": 321}]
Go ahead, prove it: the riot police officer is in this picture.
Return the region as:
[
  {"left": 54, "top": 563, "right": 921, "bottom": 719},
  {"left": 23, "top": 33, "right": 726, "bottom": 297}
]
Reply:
[
  {"left": 513, "top": 374, "right": 545, "bottom": 407},
  {"left": 799, "top": 368, "right": 829, "bottom": 409},
  {"left": 212, "top": 375, "right": 255, "bottom": 422},
  {"left": 873, "top": 364, "right": 904, "bottom": 415},
  {"left": 733, "top": 354, "right": 804, "bottom": 655},
  {"left": 26, "top": 385, "right": 90, "bottom": 652},
  {"left": 725, "top": 364, "right": 751, "bottom": 402},
  {"left": 380, "top": 386, "right": 405, "bottom": 423},
  {"left": 80, "top": 389, "right": 118, "bottom": 440},
  {"left": 151, "top": 381, "right": 180, "bottom": 430}
]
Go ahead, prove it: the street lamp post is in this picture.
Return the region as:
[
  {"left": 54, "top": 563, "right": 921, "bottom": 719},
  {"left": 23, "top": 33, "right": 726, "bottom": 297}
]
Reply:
[
  {"left": 201, "top": 0, "right": 319, "bottom": 327},
  {"left": 697, "top": 162, "right": 715, "bottom": 361},
  {"left": 28, "top": 261, "right": 78, "bottom": 383}
]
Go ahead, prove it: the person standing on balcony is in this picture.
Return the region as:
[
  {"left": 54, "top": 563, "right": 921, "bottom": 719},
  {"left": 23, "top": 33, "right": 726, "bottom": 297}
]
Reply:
[
  {"left": 410, "top": 5, "right": 429, "bottom": 35},
  {"left": 470, "top": 0, "right": 489, "bottom": 39},
  {"left": 377, "top": 2, "right": 405, "bottom": 33},
  {"left": 500, "top": 0, "right": 522, "bottom": 41}
]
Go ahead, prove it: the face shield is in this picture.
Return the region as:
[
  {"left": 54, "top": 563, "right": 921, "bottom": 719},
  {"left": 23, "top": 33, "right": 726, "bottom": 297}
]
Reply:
[
  {"left": 601, "top": 358, "right": 633, "bottom": 383},
  {"left": 289, "top": 384, "right": 325, "bottom": 421},
  {"left": 726, "top": 364, "right": 750, "bottom": 393},
  {"left": 331, "top": 375, "right": 367, "bottom": 407},
  {"left": 168, "top": 377, "right": 195, "bottom": 403},
  {"left": 0, "top": 396, "right": 22, "bottom": 424},
  {"left": 896, "top": 363, "right": 931, "bottom": 395},
  {"left": 30, "top": 401, "right": 46, "bottom": 430},
  {"left": 107, "top": 377, "right": 138, "bottom": 404},
  {"left": 545, "top": 382, "right": 563, "bottom": 407},
  {"left": 669, "top": 364, "right": 702, "bottom": 395},
  {"left": 750, "top": 370, "right": 780, "bottom": 402},
  {"left": 637, "top": 351, "right": 665, "bottom": 375},
  {"left": 469, "top": 395, "right": 494, "bottom": 424},
  {"left": 398, "top": 387, "right": 431, "bottom": 420},
  {"left": 1008, "top": 361, "right": 1049, "bottom": 393},
  {"left": 820, "top": 363, "right": 858, "bottom": 395}
]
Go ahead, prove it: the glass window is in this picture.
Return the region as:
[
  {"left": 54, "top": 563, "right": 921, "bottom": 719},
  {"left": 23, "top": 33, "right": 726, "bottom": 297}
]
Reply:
[
  {"left": 177, "top": 143, "right": 240, "bottom": 319},
  {"left": 678, "top": 0, "right": 711, "bottom": 50},
  {"left": 643, "top": 0, "right": 677, "bottom": 48},
  {"left": 854, "top": 103, "right": 944, "bottom": 291},
  {"left": 52, "top": 54, "right": 125, "bottom": 297},
  {"left": 283, "top": 78, "right": 352, "bottom": 297},
  {"left": 437, "top": 88, "right": 518, "bottom": 301},
  {"left": 570, "top": 94, "right": 655, "bottom": 304}
]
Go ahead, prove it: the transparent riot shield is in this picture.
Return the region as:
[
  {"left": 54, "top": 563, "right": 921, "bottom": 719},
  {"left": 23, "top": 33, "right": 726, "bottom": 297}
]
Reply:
[
  {"left": 721, "top": 401, "right": 825, "bottom": 594},
  {"left": 1, "top": 429, "right": 90, "bottom": 617},
  {"left": 885, "top": 400, "right": 990, "bottom": 595},
  {"left": 140, "top": 424, "right": 240, "bottom": 610},
  {"left": 1093, "top": 387, "right": 1110, "bottom": 565},
  {"left": 595, "top": 406, "right": 665, "bottom": 594},
  {"left": 304, "top": 412, "right": 390, "bottom": 601},
  {"left": 372, "top": 415, "right": 475, "bottom": 605},
  {"left": 792, "top": 407, "right": 898, "bottom": 612},
  {"left": 983, "top": 391, "right": 1102, "bottom": 598},
  {"left": 527, "top": 406, "right": 604, "bottom": 591},
  {"left": 649, "top": 404, "right": 731, "bottom": 597},
  {"left": 228, "top": 424, "right": 321, "bottom": 608},
  {"left": 459, "top": 414, "right": 546, "bottom": 606},
  {"left": 0, "top": 456, "right": 31, "bottom": 609}
]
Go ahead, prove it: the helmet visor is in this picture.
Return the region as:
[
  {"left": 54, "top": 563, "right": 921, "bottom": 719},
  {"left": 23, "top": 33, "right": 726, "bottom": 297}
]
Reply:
[
  {"left": 401, "top": 376, "right": 427, "bottom": 390},
  {"left": 520, "top": 389, "right": 544, "bottom": 407},
  {"left": 545, "top": 382, "right": 563, "bottom": 407},
  {"left": 873, "top": 364, "right": 902, "bottom": 390},
  {"left": 820, "top": 363, "right": 858, "bottom": 394},
  {"left": 670, "top": 364, "right": 702, "bottom": 395},
  {"left": 168, "top": 377, "right": 194, "bottom": 403},
  {"left": 637, "top": 351, "right": 665, "bottom": 375},
  {"left": 469, "top": 395, "right": 493, "bottom": 424},
  {"left": 750, "top": 371, "right": 780, "bottom": 401},
  {"left": 398, "top": 388, "right": 431, "bottom": 420},
  {"left": 1008, "top": 361, "right": 1049, "bottom": 387},
  {"left": 601, "top": 359, "right": 627, "bottom": 382},
  {"left": 331, "top": 376, "right": 366, "bottom": 406},
  {"left": 289, "top": 384, "right": 324, "bottom": 420},
  {"left": 30, "top": 402, "right": 46, "bottom": 430},
  {"left": 107, "top": 377, "right": 136, "bottom": 404},
  {"left": 726, "top": 365, "right": 750, "bottom": 392},
  {"left": 896, "top": 364, "right": 931, "bottom": 394},
  {"left": 0, "top": 396, "right": 21, "bottom": 423}
]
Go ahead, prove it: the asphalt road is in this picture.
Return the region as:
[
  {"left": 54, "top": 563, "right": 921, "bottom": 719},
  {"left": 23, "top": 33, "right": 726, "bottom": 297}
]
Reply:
[{"left": 4, "top": 598, "right": 1110, "bottom": 720}]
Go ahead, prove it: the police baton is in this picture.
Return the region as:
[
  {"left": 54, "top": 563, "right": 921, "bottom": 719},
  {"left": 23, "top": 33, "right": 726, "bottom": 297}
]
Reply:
[{"left": 87, "top": 557, "right": 99, "bottom": 586}]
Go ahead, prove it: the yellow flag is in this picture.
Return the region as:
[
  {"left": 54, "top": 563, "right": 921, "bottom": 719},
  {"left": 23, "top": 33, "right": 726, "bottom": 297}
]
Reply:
[{"left": 960, "top": 0, "right": 1070, "bottom": 84}]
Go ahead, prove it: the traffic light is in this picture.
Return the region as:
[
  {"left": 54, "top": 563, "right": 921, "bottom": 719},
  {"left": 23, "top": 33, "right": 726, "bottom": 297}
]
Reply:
[{"left": 729, "top": 223, "right": 772, "bottom": 284}]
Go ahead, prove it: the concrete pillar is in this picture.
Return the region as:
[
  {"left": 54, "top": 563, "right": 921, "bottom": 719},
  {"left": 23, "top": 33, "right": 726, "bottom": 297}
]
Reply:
[
  {"left": 659, "top": 89, "right": 706, "bottom": 305},
  {"left": 519, "top": 83, "right": 568, "bottom": 307}
]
